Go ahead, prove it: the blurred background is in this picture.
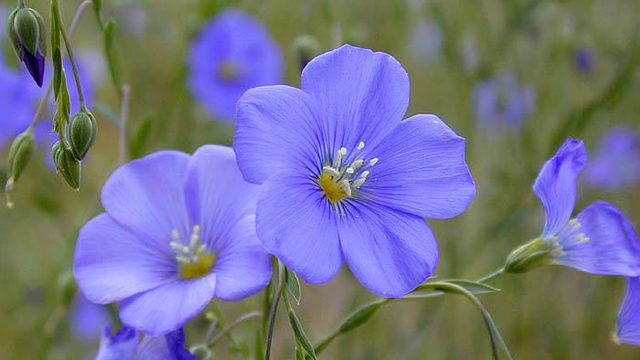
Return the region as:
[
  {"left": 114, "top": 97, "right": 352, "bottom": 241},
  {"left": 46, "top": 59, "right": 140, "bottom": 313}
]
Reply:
[{"left": 1, "top": 0, "right": 640, "bottom": 359}]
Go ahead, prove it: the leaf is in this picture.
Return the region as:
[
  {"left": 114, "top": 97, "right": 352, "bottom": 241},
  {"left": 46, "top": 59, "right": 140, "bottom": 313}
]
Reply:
[
  {"left": 53, "top": 48, "right": 62, "bottom": 99},
  {"left": 414, "top": 280, "right": 500, "bottom": 295},
  {"left": 287, "top": 308, "right": 317, "bottom": 360},
  {"left": 338, "top": 300, "right": 385, "bottom": 334},
  {"left": 285, "top": 268, "right": 302, "bottom": 305},
  {"left": 103, "top": 20, "right": 123, "bottom": 97},
  {"left": 128, "top": 115, "right": 153, "bottom": 159}
]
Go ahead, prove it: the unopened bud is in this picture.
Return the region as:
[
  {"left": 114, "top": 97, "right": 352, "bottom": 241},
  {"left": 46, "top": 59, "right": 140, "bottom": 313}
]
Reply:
[
  {"left": 7, "top": 130, "right": 35, "bottom": 184},
  {"left": 190, "top": 345, "right": 211, "bottom": 360},
  {"left": 53, "top": 141, "right": 81, "bottom": 190},
  {"left": 8, "top": 5, "right": 46, "bottom": 86},
  {"left": 68, "top": 111, "right": 98, "bottom": 160},
  {"left": 504, "top": 237, "right": 552, "bottom": 274},
  {"left": 292, "top": 34, "right": 320, "bottom": 71}
]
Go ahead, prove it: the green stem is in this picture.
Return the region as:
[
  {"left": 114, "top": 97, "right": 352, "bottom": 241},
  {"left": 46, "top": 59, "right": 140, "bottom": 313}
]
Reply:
[
  {"left": 208, "top": 311, "right": 262, "bottom": 348},
  {"left": 118, "top": 85, "right": 131, "bottom": 165},
  {"left": 28, "top": 0, "right": 92, "bottom": 130},
  {"left": 477, "top": 267, "right": 505, "bottom": 283},
  {"left": 53, "top": 1, "right": 86, "bottom": 109},
  {"left": 265, "top": 261, "right": 285, "bottom": 360}
]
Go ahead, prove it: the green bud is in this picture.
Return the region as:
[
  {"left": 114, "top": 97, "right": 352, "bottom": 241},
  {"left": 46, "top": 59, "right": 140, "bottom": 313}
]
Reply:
[
  {"left": 56, "top": 270, "right": 77, "bottom": 308},
  {"left": 14, "top": 7, "right": 41, "bottom": 56},
  {"left": 190, "top": 345, "right": 211, "bottom": 360},
  {"left": 53, "top": 141, "right": 81, "bottom": 190},
  {"left": 7, "top": 8, "right": 22, "bottom": 59},
  {"left": 68, "top": 111, "right": 98, "bottom": 160},
  {"left": 292, "top": 34, "right": 320, "bottom": 71},
  {"left": 7, "top": 130, "right": 35, "bottom": 184},
  {"left": 504, "top": 237, "right": 553, "bottom": 274}
]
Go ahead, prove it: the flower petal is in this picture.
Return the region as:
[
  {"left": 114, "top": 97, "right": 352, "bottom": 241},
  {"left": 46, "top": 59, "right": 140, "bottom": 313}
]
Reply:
[
  {"left": 119, "top": 274, "right": 216, "bottom": 335},
  {"left": 363, "top": 114, "right": 475, "bottom": 219},
  {"left": 617, "top": 277, "right": 640, "bottom": 346},
  {"left": 554, "top": 201, "right": 640, "bottom": 276},
  {"left": 95, "top": 324, "right": 138, "bottom": 360},
  {"left": 301, "top": 44, "right": 410, "bottom": 153},
  {"left": 183, "top": 145, "right": 272, "bottom": 300},
  {"left": 338, "top": 204, "right": 439, "bottom": 297},
  {"left": 256, "top": 171, "right": 342, "bottom": 284},
  {"left": 74, "top": 214, "right": 177, "bottom": 304},
  {"left": 102, "top": 151, "right": 191, "bottom": 247},
  {"left": 235, "top": 85, "right": 325, "bottom": 184},
  {"left": 135, "top": 329, "right": 196, "bottom": 360},
  {"left": 533, "top": 137, "right": 587, "bottom": 237}
]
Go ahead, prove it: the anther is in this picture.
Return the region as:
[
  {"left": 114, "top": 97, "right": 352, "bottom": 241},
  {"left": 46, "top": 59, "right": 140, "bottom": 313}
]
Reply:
[
  {"left": 357, "top": 141, "right": 365, "bottom": 150},
  {"left": 369, "top": 158, "right": 378, "bottom": 166}
]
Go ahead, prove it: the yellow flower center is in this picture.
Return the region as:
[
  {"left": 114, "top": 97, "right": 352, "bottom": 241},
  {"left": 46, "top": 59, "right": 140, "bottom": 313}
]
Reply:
[
  {"left": 170, "top": 226, "right": 216, "bottom": 279},
  {"left": 318, "top": 171, "right": 347, "bottom": 204},
  {"left": 180, "top": 252, "right": 216, "bottom": 279},
  {"left": 218, "top": 60, "right": 240, "bottom": 81}
]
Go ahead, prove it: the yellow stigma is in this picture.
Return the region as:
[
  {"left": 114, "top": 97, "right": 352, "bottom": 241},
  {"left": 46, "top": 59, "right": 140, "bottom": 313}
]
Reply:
[
  {"left": 180, "top": 252, "right": 216, "bottom": 279},
  {"left": 218, "top": 61, "right": 240, "bottom": 81},
  {"left": 318, "top": 171, "right": 346, "bottom": 204}
]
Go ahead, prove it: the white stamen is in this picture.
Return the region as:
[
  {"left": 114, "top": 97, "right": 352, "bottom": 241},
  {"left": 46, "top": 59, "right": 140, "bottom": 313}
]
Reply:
[
  {"left": 171, "top": 229, "right": 180, "bottom": 240},
  {"left": 357, "top": 141, "right": 365, "bottom": 150},
  {"left": 360, "top": 170, "right": 370, "bottom": 178},
  {"left": 169, "top": 241, "right": 183, "bottom": 251},
  {"left": 369, "top": 158, "right": 378, "bottom": 166},
  {"left": 353, "top": 178, "right": 366, "bottom": 188},
  {"left": 346, "top": 167, "right": 354, "bottom": 174},
  {"left": 350, "top": 159, "right": 364, "bottom": 170},
  {"left": 340, "top": 179, "right": 352, "bottom": 197},
  {"left": 170, "top": 225, "right": 210, "bottom": 266},
  {"left": 323, "top": 166, "right": 340, "bottom": 177},
  {"left": 321, "top": 141, "right": 380, "bottom": 203}
]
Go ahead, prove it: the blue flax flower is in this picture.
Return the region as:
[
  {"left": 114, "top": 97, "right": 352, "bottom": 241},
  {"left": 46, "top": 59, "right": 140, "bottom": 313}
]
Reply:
[
  {"left": 94, "top": 324, "right": 195, "bottom": 360},
  {"left": 617, "top": 277, "right": 640, "bottom": 346},
  {"left": 585, "top": 126, "right": 640, "bottom": 190},
  {"left": 527, "top": 137, "right": 640, "bottom": 275},
  {"left": 235, "top": 45, "right": 476, "bottom": 297},
  {"left": 187, "top": 9, "right": 282, "bottom": 122},
  {"left": 70, "top": 294, "right": 110, "bottom": 341},
  {"left": 473, "top": 75, "right": 535, "bottom": 130},
  {"left": 74, "top": 145, "right": 272, "bottom": 335}
]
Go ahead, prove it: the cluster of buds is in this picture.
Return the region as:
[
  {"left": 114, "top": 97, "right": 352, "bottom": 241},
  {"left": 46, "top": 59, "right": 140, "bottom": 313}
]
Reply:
[{"left": 7, "top": 2, "right": 47, "bottom": 87}]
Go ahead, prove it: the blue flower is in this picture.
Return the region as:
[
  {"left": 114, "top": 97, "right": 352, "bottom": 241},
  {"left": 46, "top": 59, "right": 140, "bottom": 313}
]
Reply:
[
  {"left": 70, "top": 294, "right": 110, "bottom": 341},
  {"left": 585, "top": 126, "right": 640, "bottom": 190},
  {"left": 0, "top": 52, "right": 39, "bottom": 148},
  {"left": 234, "top": 45, "right": 476, "bottom": 297},
  {"left": 532, "top": 137, "right": 640, "bottom": 275},
  {"left": 473, "top": 75, "right": 535, "bottom": 130},
  {"left": 74, "top": 145, "right": 272, "bottom": 335},
  {"left": 617, "top": 277, "right": 640, "bottom": 346},
  {"left": 94, "top": 324, "right": 195, "bottom": 360},
  {"left": 187, "top": 9, "right": 282, "bottom": 122},
  {"left": 574, "top": 47, "right": 594, "bottom": 74},
  {"left": 407, "top": 17, "right": 443, "bottom": 63}
]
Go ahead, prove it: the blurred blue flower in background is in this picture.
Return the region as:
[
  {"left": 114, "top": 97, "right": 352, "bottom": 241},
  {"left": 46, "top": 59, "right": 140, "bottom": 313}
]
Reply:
[
  {"left": 74, "top": 145, "right": 272, "bottom": 335},
  {"left": 585, "top": 126, "right": 640, "bottom": 190},
  {"left": 533, "top": 137, "right": 640, "bottom": 275},
  {"left": 94, "top": 324, "right": 195, "bottom": 360},
  {"left": 574, "top": 47, "right": 594, "bottom": 74},
  {"left": 235, "top": 45, "right": 475, "bottom": 297},
  {"left": 0, "top": 52, "right": 39, "bottom": 148},
  {"left": 408, "top": 17, "right": 443, "bottom": 63},
  {"left": 473, "top": 75, "right": 535, "bottom": 130},
  {"left": 187, "top": 9, "right": 282, "bottom": 122},
  {"left": 70, "top": 294, "right": 110, "bottom": 341}
]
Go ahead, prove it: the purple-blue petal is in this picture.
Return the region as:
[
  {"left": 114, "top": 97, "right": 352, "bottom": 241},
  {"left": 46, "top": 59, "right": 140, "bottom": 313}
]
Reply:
[
  {"left": 187, "top": 8, "right": 282, "bottom": 122},
  {"left": 70, "top": 294, "right": 110, "bottom": 341},
  {"left": 95, "top": 324, "right": 138, "bottom": 360},
  {"left": 183, "top": 145, "right": 272, "bottom": 300},
  {"left": 74, "top": 214, "right": 177, "bottom": 304},
  {"left": 585, "top": 126, "right": 640, "bottom": 190},
  {"left": 101, "top": 150, "right": 191, "bottom": 249},
  {"left": 338, "top": 204, "right": 439, "bottom": 297},
  {"left": 119, "top": 274, "right": 216, "bottom": 336},
  {"left": 301, "top": 44, "right": 410, "bottom": 154},
  {"left": 0, "top": 52, "right": 39, "bottom": 148},
  {"left": 533, "top": 137, "right": 587, "bottom": 237},
  {"left": 554, "top": 201, "right": 640, "bottom": 276},
  {"left": 135, "top": 329, "right": 196, "bottom": 360},
  {"left": 22, "top": 47, "right": 44, "bottom": 87},
  {"left": 363, "top": 114, "right": 475, "bottom": 219},
  {"left": 617, "top": 277, "right": 640, "bottom": 346},
  {"left": 234, "top": 85, "right": 325, "bottom": 184},
  {"left": 255, "top": 171, "right": 342, "bottom": 284}
]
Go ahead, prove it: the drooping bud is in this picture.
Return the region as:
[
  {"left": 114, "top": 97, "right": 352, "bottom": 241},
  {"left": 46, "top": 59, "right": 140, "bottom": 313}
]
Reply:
[
  {"left": 53, "top": 141, "right": 81, "bottom": 190},
  {"left": 190, "top": 345, "right": 211, "bottom": 360},
  {"left": 7, "top": 4, "right": 47, "bottom": 87},
  {"left": 292, "top": 34, "right": 320, "bottom": 71},
  {"left": 5, "top": 130, "right": 35, "bottom": 208},
  {"left": 68, "top": 110, "right": 98, "bottom": 160},
  {"left": 504, "top": 237, "right": 553, "bottom": 274}
]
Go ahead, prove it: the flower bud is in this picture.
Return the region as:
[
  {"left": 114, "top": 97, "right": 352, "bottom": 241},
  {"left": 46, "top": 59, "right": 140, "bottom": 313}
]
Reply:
[
  {"left": 504, "top": 237, "right": 552, "bottom": 274},
  {"left": 292, "top": 34, "right": 320, "bottom": 71},
  {"left": 7, "top": 5, "right": 47, "bottom": 87},
  {"left": 190, "top": 345, "right": 211, "bottom": 360},
  {"left": 68, "top": 110, "right": 98, "bottom": 160},
  {"left": 7, "top": 130, "right": 35, "bottom": 184},
  {"left": 53, "top": 141, "right": 81, "bottom": 190}
]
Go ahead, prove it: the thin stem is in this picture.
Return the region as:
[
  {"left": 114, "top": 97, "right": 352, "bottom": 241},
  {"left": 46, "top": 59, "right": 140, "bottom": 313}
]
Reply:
[
  {"left": 19, "top": 0, "right": 26, "bottom": 7},
  {"left": 477, "top": 267, "right": 505, "bottom": 283},
  {"left": 208, "top": 312, "right": 262, "bottom": 348},
  {"left": 54, "top": 2, "right": 86, "bottom": 108},
  {"left": 28, "top": 0, "right": 92, "bottom": 130},
  {"left": 265, "top": 261, "right": 285, "bottom": 360},
  {"left": 118, "top": 85, "right": 131, "bottom": 165}
]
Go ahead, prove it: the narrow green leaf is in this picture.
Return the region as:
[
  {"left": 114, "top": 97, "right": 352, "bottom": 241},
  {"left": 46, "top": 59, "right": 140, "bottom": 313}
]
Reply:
[
  {"left": 415, "top": 280, "right": 500, "bottom": 295},
  {"left": 92, "top": 0, "right": 102, "bottom": 12},
  {"left": 295, "top": 342, "right": 304, "bottom": 360},
  {"left": 50, "top": 0, "right": 60, "bottom": 52},
  {"left": 338, "top": 300, "right": 384, "bottom": 334},
  {"left": 255, "top": 329, "right": 265, "bottom": 360},
  {"left": 53, "top": 48, "right": 62, "bottom": 99},
  {"left": 285, "top": 268, "right": 302, "bottom": 305},
  {"left": 103, "top": 20, "right": 123, "bottom": 97},
  {"left": 288, "top": 309, "right": 317, "bottom": 360}
]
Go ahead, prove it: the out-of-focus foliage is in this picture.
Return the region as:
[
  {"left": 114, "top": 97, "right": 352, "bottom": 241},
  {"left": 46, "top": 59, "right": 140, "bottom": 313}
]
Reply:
[{"left": 0, "top": 0, "right": 639, "bottom": 359}]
